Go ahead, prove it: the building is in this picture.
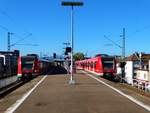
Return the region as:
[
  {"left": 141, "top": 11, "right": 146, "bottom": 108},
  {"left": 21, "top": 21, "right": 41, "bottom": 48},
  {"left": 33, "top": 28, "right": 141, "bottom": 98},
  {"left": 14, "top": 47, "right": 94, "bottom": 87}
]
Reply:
[{"left": 125, "top": 53, "right": 150, "bottom": 90}]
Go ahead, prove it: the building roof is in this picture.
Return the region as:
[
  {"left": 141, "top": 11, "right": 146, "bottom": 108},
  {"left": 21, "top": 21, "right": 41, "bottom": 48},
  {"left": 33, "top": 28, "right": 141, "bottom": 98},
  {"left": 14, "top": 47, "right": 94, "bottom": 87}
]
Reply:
[{"left": 126, "top": 53, "right": 150, "bottom": 61}]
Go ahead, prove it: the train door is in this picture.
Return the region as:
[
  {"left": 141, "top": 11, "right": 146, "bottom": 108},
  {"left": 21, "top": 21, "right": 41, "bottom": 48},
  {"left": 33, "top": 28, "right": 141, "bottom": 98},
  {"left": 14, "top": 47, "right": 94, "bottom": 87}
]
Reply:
[
  {"left": 97, "top": 57, "right": 104, "bottom": 75},
  {"left": 93, "top": 61, "right": 96, "bottom": 72}
]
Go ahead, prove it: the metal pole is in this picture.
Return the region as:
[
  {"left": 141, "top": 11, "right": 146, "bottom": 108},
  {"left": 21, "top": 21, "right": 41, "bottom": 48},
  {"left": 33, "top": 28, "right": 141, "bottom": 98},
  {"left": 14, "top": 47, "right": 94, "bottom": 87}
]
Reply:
[
  {"left": 61, "top": 1, "right": 83, "bottom": 84},
  {"left": 139, "top": 53, "right": 142, "bottom": 69},
  {"left": 8, "top": 32, "right": 14, "bottom": 51},
  {"left": 122, "top": 28, "right": 125, "bottom": 59},
  {"left": 71, "top": 5, "right": 73, "bottom": 81},
  {"left": 121, "top": 28, "right": 125, "bottom": 82},
  {"left": 8, "top": 32, "right": 10, "bottom": 51},
  {"left": 69, "top": 5, "right": 75, "bottom": 84}
]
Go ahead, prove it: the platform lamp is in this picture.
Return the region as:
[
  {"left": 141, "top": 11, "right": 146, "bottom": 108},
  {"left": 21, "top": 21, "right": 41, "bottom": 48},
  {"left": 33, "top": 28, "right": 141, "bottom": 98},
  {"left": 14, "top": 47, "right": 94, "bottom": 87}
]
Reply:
[{"left": 61, "top": 1, "right": 83, "bottom": 85}]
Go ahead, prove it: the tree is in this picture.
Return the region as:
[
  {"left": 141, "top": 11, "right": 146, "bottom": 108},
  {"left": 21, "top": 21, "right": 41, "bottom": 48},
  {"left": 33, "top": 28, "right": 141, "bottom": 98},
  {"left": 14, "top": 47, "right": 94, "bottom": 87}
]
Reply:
[{"left": 73, "top": 52, "right": 85, "bottom": 61}]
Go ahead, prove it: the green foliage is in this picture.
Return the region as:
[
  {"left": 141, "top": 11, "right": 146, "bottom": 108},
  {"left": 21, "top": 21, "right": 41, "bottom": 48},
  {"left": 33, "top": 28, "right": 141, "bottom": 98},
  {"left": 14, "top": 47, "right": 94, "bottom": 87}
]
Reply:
[{"left": 73, "top": 52, "right": 85, "bottom": 61}]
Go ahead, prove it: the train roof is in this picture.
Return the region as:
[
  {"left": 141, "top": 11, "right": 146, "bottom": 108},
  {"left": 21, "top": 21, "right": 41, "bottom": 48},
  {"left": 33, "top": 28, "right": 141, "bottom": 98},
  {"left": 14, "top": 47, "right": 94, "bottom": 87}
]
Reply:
[
  {"left": 75, "top": 55, "right": 115, "bottom": 63},
  {"left": 27, "top": 54, "right": 39, "bottom": 58},
  {"left": 39, "top": 58, "right": 54, "bottom": 63},
  {"left": 22, "top": 55, "right": 36, "bottom": 58},
  {"left": 95, "top": 54, "right": 109, "bottom": 57}
]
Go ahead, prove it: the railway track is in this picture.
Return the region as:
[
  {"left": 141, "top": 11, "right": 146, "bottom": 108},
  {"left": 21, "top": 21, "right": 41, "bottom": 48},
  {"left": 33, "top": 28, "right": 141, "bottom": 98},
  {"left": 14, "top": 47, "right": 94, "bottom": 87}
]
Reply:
[
  {"left": 0, "top": 65, "right": 67, "bottom": 98},
  {"left": 0, "top": 77, "right": 38, "bottom": 98},
  {"left": 0, "top": 81, "right": 25, "bottom": 98}
]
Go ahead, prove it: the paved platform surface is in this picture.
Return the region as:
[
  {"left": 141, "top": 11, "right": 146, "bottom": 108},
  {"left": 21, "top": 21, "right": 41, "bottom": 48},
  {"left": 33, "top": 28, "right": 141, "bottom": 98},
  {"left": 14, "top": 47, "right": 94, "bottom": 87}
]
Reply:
[{"left": 12, "top": 72, "right": 149, "bottom": 113}]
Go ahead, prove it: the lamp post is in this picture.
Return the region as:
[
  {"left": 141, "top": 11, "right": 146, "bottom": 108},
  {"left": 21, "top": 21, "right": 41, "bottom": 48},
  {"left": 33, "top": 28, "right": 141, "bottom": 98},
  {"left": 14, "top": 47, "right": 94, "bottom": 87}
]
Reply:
[{"left": 61, "top": 1, "right": 83, "bottom": 84}]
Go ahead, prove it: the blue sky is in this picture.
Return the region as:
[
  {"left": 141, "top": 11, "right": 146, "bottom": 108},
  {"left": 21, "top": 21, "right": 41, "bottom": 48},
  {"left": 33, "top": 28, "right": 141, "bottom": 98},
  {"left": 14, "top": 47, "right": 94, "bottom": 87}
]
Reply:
[{"left": 0, "top": 0, "right": 150, "bottom": 57}]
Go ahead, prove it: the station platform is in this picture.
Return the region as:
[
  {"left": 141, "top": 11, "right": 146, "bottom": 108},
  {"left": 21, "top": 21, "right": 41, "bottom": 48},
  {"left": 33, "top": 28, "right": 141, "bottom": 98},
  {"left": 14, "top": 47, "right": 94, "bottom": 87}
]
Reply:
[{"left": 5, "top": 71, "right": 150, "bottom": 113}]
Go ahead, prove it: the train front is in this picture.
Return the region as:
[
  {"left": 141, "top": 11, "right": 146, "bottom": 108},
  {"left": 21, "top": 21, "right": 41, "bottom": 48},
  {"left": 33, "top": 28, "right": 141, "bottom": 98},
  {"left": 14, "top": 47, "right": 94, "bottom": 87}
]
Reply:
[
  {"left": 102, "top": 56, "right": 116, "bottom": 78},
  {"left": 21, "top": 56, "right": 35, "bottom": 79}
]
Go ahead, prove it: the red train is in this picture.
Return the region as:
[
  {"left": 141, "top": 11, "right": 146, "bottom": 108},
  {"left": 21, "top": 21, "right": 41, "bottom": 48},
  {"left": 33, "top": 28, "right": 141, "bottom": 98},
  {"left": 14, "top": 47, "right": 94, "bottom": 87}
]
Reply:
[
  {"left": 75, "top": 55, "right": 117, "bottom": 79},
  {"left": 17, "top": 54, "right": 53, "bottom": 80}
]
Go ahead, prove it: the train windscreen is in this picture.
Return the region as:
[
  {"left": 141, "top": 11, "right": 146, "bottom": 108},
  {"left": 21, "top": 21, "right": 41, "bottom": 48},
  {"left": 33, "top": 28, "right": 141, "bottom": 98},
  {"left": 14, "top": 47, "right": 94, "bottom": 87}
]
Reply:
[
  {"left": 22, "top": 57, "right": 35, "bottom": 70},
  {"left": 102, "top": 57, "right": 114, "bottom": 70}
]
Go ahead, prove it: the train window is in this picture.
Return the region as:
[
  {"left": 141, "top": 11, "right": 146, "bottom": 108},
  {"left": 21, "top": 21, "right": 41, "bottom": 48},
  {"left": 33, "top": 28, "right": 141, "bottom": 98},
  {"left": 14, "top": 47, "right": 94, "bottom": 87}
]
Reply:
[
  {"left": 82, "top": 63, "right": 85, "bottom": 67},
  {"left": 94, "top": 62, "right": 97, "bottom": 68},
  {"left": 22, "top": 57, "right": 34, "bottom": 70},
  {"left": 102, "top": 60, "right": 114, "bottom": 70},
  {"left": 81, "top": 63, "right": 84, "bottom": 66},
  {"left": 90, "top": 62, "right": 92, "bottom": 68}
]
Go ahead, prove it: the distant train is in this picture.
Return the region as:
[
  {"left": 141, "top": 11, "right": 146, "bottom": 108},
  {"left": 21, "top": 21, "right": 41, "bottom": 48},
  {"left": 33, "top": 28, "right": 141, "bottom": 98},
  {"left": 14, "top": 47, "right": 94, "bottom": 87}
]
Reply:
[
  {"left": 0, "top": 51, "right": 53, "bottom": 90},
  {"left": 17, "top": 54, "right": 53, "bottom": 80},
  {"left": 75, "top": 55, "right": 117, "bottom": 79}
]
